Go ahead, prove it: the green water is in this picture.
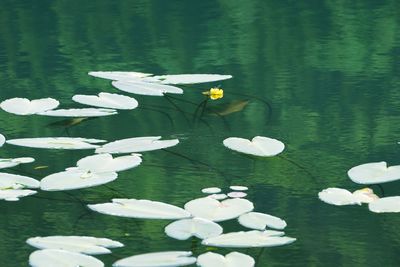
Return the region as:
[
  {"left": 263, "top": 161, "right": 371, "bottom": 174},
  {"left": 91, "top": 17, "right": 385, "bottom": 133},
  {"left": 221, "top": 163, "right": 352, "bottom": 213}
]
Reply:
[{"left": 1, "top": 0, "right": 400, "bottom": 266}]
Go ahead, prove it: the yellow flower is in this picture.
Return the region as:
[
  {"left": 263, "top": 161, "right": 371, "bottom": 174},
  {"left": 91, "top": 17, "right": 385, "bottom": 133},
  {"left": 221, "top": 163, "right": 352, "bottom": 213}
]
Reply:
[{"left": 202, "top": 87, "right": 223, "bottom": 100}]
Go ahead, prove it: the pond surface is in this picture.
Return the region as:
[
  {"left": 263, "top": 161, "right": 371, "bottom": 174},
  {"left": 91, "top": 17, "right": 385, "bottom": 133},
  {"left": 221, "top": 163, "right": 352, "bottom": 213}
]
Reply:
[{"left": 1, "top": 0, "right": 400, "bottom": 266}]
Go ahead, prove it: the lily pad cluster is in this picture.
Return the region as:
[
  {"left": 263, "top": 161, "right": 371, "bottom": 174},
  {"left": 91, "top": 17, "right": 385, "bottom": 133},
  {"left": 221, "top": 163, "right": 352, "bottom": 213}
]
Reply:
[
  {"left": 0, "top": 71, "right": 298, "bottom": 266},
  {"left": 319, "top": 161, "right": 400, "bottom": 213}
]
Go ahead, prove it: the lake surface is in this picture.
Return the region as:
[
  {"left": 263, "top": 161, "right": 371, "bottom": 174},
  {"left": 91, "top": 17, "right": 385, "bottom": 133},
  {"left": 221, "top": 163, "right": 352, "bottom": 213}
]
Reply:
[{"left": 1, "top": 0, "right": 400, "bottom": 266}]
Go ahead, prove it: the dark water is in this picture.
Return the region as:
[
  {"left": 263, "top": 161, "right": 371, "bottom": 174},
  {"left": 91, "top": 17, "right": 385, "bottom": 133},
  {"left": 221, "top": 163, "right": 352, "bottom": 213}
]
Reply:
[{"left": 1, "top": 0, "right": 400, "bottom": 266}]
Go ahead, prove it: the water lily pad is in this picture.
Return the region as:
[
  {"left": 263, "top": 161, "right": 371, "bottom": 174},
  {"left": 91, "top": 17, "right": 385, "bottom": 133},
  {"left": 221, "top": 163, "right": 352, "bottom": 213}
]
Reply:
[
  {"left": 202, "top": 187, "right": 222, "bottom": 194},
  {"left": 0, "top": 172, "right": 40, "bottom": 189},
  {"left": 229, "top": 186, "right": 248, "bottom": 191},
  {"left": 88, "top": 199, "right": 191, "bottom": 220},
  {"left": 0, "top": 97, "right": 59, "bottom": 115},
  {"left": 197, "top": 252, "right": 255, "bottom": 267},
  {"left": 238, "top": 212, "right": 287, "bottom": 230},
  {"left": 38, "top": 108, "right": 117, "bottom": 117},
  {"left": 184, "top": 197, "right": 254, "bottom": 222},
  {"left": 369, "top": 196, "right": 400, "bottom": 213},
  {"left": 95, "top": 136, "right": 179, "bottom": 154},
  {"left": 29, "top": 249, "right": 104, "bottom": 267},
  {"left": 207, "top": 194, "right": 228, "bottom": 200},
  {"left": 40, "top": 169, "right": 118, "bottom": 191},
  {"left": 0, "top": 157, "right": 35, "bottom": 169},
  {"left": 318, "top": 187, "right": 379, "bottom": 206},
  {"left": 112, "top": 80, "right": 183, "bottom": 96},
  {"left": 77, "top": 153, "right": 142, "bottom": 173},
  {"left": 113, "top": 251, "right": 196, "bottom": 267},
  {"left": 6, "top": 137, "right": 105, "bottom": 150},
  {"left": 202, "top": 230, "right": 295, "bottom": 248},
  {"left": 348, "top": 162, "right": 400, "bottom": 184},
  {"left": 88, "top": 71, "right": 152, "bottom": 81},
  {"left": 165, "top": 217, "right": 223, "bottom": 240},
  {"left": 72, "top": 93, "right": 138, "bottom": 110},
  {"left": 0, "top": 134, "right": 5, "bottom": 147},
  {"left": 223, "top": 136, "right": 285, "bottom": 157},
  {"left": 142, "top": 74, "right": 232, "bottom": 84},
  {"left": 26, "top": 236, "right": 123, "bottom": 255},
  {"left": 0, "top": 189, "right": 37, "bottom": 201},
  {"left": 227, "top": 192, "right": 247, "bottom": 198}
]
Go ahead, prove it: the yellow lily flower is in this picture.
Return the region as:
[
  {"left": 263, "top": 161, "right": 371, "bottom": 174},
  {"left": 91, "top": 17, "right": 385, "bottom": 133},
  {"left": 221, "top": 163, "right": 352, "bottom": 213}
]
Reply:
[{"left": 202, "top": 87, "right": 223, "bottom": 100}]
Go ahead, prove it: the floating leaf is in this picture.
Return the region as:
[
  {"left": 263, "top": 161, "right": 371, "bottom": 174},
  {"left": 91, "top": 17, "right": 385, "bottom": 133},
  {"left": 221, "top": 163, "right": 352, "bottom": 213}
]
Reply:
[
  {"left": 0, "top": 133, "right": 5, "bottom": 147},
  {"left": 0, "top": 172, "right": 40, "bottom": 189},
  {"left": 348, "top": 162, "right": 400, "bottom": 184},
  {"left": 223, "top": 136, "right": 284, "bottom": 157},
  {"left": 142, "top": 74, "right": 232, "bottom": 84},
  {"left": 207, "top": 194, "right": 228, "bottom": 200},
  {"left": 208, "top": 100, "right": 249, "bottom": 116},
  {"left": 229, "top": 186, "right": 248, "bottom": 191},
  {"left": 0, "top": 97, "right": 59, "bottom": 115},
  {"left": 72, "top": 93, "right": 138, "bottom": 110},
  {"left": 165, "top": 217, "right": 223, "bottom": 240},
  {"left": 238, "top": 212, "right": 287, "bottom": 230},
  {"left": 76, "top": 153, "right": 142, "bottom": 173},
  {"left": 0, "top": 157, "right": 35, "bottom": 169},
  {"left": 26, "top": 236, "right": 123, "bottom": 255},
  {"left": 95, "top": 136, "right": 179, "bottom": 154},
  {"left": 202, "top": 187, "right": 222, "bottom": 194},
  {"left": 202, "top": 230, "right": 295, "bottom": 248},
  {"left": 112, "top": 80, "right": 183, "bottom": 96},
  {"left": 318, "top": 187, "right": 378, "bottom": 206},
  {"left": 184, "top": 197, "right": 254, "bottom": 222},
  {"left": 40, "top": 169, "right": 118, "bottom": 191},
  {"left": 197, "top": 252, "right": 255, "bottom": 267},
  {"left": 6, "top": 137, "right": 105, "bottom": 150},
  {"left": 88, "top": 71, "right": 152, "bottom": 81},
  {"left": 227, "top": 192, "right": 247, "bottom": 198},
  {"left": 88, "top": 199, "right": 191, "bottom": 220},
  {"left": 369, "top": 196, "right": 400, "bottom": 213},
  {"left": 38, "top": 108, "right": 117, "bottom": 117},
  {"left": 29, "top": 249, "right": 104, "bottom": 267},
  {"left": 113, "top": 251, "right": 196, "bottom": 267},
  {"left": 0, "top": 189, "right": 37, "bottom": 201}
]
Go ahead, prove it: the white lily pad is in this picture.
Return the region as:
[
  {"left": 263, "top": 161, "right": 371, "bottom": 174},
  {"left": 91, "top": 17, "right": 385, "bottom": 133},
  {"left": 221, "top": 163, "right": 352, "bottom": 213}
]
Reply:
[
  {"left": 77, "top": 153, "right": 142, "bottom": 173},
  {"left": 88, "top": 199, "right": 191, "bottom": 220},
  {"left": 202, "top": 187, "right": 222, "bottom": 194},
  {"left": 88, "top": 71, "right": 152, "bottom": 81},
  {"left": 227, "top": 192, "right": 247, "bottom": 198},
  {"left": 95, "top": 136, "right": 179, "bottom": 154},
  {"left": 0, "top": 172, "right": 40, "bottom": 189},
  {"left": 0, "top": 134, "right": 5, "bottom": 147},
  {"left": 369, "top": 196, "right": 400, "bottom": 213},
  {"left": 223, "top": 136, "right": 285, "bottom": 157},
  {"left": 0, "top": 157, "right": 35, "bottom": 169},
  {"left": 40, "top": 169, "right": 118, "bottom": 191},
  {"left": 38, "top": 108, "right": 117, "bottom": 117},
  {"left": 318, "top": 187, "right": 379, "bottom": 206},
  {"left": 26, "top": 236, "right": 123, "bottom": 255},
  {"left": 348, "top": 162, "right": 400, "bottom": 184},
  {"left": 112, "top": 80, "right": 183, "bottom": 96},
  {"left": 142, "top": 74, "right": 232, "bottom": 85},
  {"left": 0, "top": 189, "right": 37, "bottom": 201},
  {"left": 165, "top": 217, "right": 223, "bottom": 240},
  {"left": 0, "top": 97, "right": 59, "bottom": 115},
  {"left": 202, "top": 230, "right": 295, "bottom": 248},
  {"left": 197, "top": 252, "right": 255, "bottom": 267},
  {"left": 207, "top": 194, "right": 228, "bottom": 200},
  {"left": 72, "top": 93, "right": 138, "bottom": 110},
  {"left": 229, "top": 186, "right": 248, "bottom": 191},
  {"left": 238, "top": 212, "right": 287, "bottom": 230},
  {"left": 113, "top": 251, "right": 196, "bottom": 267},
  {"left": 6, "top": 137, "right": 105, "bottom": 150},
  {"left": 29, "top": 249, "right": 104, "bottom": 267},
  {"left": 184, "top": 197, "right": 254, "bottom": 222}
]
